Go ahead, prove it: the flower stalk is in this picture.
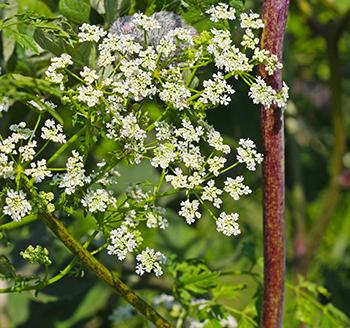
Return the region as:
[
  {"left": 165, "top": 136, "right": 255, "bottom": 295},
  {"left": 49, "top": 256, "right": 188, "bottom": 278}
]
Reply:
[{"left": 41, "top": 212, "right": 171, "bottom": 328}]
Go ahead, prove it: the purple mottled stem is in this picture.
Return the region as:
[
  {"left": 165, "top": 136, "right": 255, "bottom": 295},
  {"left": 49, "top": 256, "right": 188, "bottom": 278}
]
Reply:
[{"left": 259, "top": 0, "right": 290, "bottom": 327}]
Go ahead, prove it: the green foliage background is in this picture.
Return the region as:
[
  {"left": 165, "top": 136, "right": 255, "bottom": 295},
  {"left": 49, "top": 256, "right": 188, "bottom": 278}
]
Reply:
[{"left": 0, "top": 0, "right": 350, "bottom": 327}]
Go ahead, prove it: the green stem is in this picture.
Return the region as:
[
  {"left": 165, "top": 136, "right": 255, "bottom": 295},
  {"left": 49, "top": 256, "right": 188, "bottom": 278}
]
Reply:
[
  {"left": 0, "top": 214, "right": 38, "bottom": 231},
  {"left": 48, "top": 230, "right": 98, "bottom": 285},
  {"left": 41, "top": 212, "right": 171, "bottom": 327},
  {"left": 47, "top": 127, "right": 86, "bottom": 165}
]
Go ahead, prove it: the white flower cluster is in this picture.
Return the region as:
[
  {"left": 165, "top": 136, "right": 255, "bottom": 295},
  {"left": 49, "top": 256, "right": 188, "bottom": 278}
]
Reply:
[
  {"left": 200, "top": 72, "right": 235, "bottom": 106},
  {"left": 57, "top": 151, "right": 90, "bottom": 194},
  {"left": 253, "top": 48, "right": 283, "bottom": 75},
  {"left": 236, "top": 138, "right": 264, "bottom": 171},
  {"left": 0, "top": 153, "right": 15, "bottom": 179},
  {"left": 208, "top": 28, "right": 252, "bottom": 76},
  {"left": 82, "top": 189, "right": 116, "bottom": 213},
  {"left": 146, "top": 207, "right": 168, "bottom": 229},
  {"left": 240, "top": 12, "right": 264, "bottom": 29},
  {"left": 202, "top": 180, "right": 222, "bottom": 208},
  {"left": 107, "top": 224, "right": 143, "bottom": 260},
  {"left": 224, "top": 176, "right": 252, "bottom": 200},
  {"left": 135, "top": 247, "right": 166, "bottom": 277},
  {"left": 45, "top": 53, "right": 72, "bottom": 87},
  {"left": 4, "top": 190, "right": 32, "bottom": 221},
  {"left": 106, "top": 112, "right": 147, "bottom": 164},
  {"left": 179, "top": 199, "right": 201, "bottom": 224},
  {"left": 216, "top": 212, "right": 241, "bottom": 236},
  {"left": 25, "top": 159, "right": 52, "bottom": 183},
  {"left": 249, "top": 76, "right": 289, "bottom": 109},
  {"left": 206, "top": 2, "right": 236, "bottom": 22},
  {"left": 41, "top": 119, "right": 66, "bottom": 144},
  {"left": 78, "top": 23, "right": 107, "bottom": 43},
  {"left": 0, "top": 6, "right": 282, "bottom": 279},
  {"left": 133, "top": 13, "right": 161, "bottom": 31}
]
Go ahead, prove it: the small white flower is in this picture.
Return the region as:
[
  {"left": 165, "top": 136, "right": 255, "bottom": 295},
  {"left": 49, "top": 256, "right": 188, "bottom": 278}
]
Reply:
[
  {"left": 80, "top": 67, "right": 99, "bottom": 84},
  {"left": 276, "top": 82, "right": 289, "bottom": 108},
  {"left": 206, "top": 3, "right": 236, "bottom": 22},
  {"left": 202, "top": 180, "right": 222, "bottom": 208},
  {"left": 19, "top": 141, "right": 37, "bottom": 162},
  {"left": 165, "top": 168, "right": 188, "bottom": 189},
  {"left": 119, "top": 113, "right": 147, "bottom": 141},
  {"left": 78, "top": 23, "right": 107, "bottom": 43},
  {"left": 107, "top": 224, "right": 142, "bottom": 260},
  {"left": 179, "top": 199, "right": 201, "bottom": 224},
  {"left": 224, "top": 176, "right": 251, "bottom": 200},
  {"left": 187, "top": 171, "right": 205, "bottom": 189},
  {"left": 57, "top": 150, "right": 89, "bottom": 194},
  {"left": 236, "top": 138, "right": 263, "bottom": 171},
  {"left": 240, "top": 12, "right": 264, "bottom": 29},
  {"left": 77, "top": 85, "right": 103, "bottom": 107},
  {"left": 207, "top": 156, "right": 227, "bottom": 176},
  {"left": 146, "top": 208, "right": 168, "bottom": 229},
  {"left": 0, "top": 153, "right": 15, "bottom": 179},
  {"left": 207, "top": 129, "right": 230, "bottom": 154},
  {"left": 156, "top": 38, "right": 176, "bottom": 57},
  {"left": 241, "top": 29, "right": 259, "bottom": 50},
  {"left": 45, "top": 53, "right": 73, "bottom": 86},
  {"left": 178, "top": 143, "right": 204, "bottom": 170},
  {"left": 252, "top": 48, "right": 283, "bottom": 76},
  {"left": 41, "top": 119, "right": 66, "bottom": 144},
  {"left": 4, "top": 190, "right": 32, "bottom": 221},
  {"left": 135, "top": 247, "right": 166, "bottom": 277},
  {"left": 82, "top": 189, "right": 116, "bottom": 213},
  {"left": 154, "top": 121, "right": 174, "bottom": 141},
  {"left": 151, "top": 143, "right": 177, "bottom": 169},
  {"left": 176, "top": 119, "right": 204, "bottom": 144},
  {"left": 200, "top": 72, "right": 235, "bottom": 106},
  {"left": 25, "top": 159, "right": 52, "bottom": 183},
  {"left": 159, "top": 82, "right": 191, "bottom": 110},
  {"left": 9, "top": 122, "right": 33, "bottom": 139},
  {"left": 248, "top": 76, "right": 277, "bottom": 108},
  {"left": 216, "top": 212, "right": 240, "bottom": 236},
  {"left": 133, "top": 13, "right": 161, "bottom": 32}
]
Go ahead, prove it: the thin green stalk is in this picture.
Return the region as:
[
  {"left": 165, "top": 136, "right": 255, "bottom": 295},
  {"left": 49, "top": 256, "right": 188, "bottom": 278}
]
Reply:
[
  {"left": 47, "top": 127, "right": 86, "bottom": 165},
  {"left": 41, "top": 212, "right": 171, "bottom": 327},
  {"left": 0, "top": 214, "right": 38, "bottom": 231}
]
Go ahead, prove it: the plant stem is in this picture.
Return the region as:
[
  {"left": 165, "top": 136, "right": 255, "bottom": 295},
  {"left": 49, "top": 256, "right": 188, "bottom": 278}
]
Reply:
[
  {"left": 259, "top": 0, "right": 289, "bottom": 327},
  {"left": 41, "top": 212, "right": 171, "bottom": 327},
  {"left": 47, "top": 127, "right": 86, "bottom": 165},
  {"left": 0, "top": 214, "right": 38, "bottom": 231}
]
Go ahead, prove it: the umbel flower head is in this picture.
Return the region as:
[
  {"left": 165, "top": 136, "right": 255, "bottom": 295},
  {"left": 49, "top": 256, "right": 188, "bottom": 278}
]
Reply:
[{"left": 0, "top": 4, "right": 276, "bottom": 278}]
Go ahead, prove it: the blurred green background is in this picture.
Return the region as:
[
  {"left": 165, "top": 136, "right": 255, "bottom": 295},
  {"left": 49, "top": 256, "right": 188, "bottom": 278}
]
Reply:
[{"left": 1, "top": 0, "right": 350, "bottom": 327}]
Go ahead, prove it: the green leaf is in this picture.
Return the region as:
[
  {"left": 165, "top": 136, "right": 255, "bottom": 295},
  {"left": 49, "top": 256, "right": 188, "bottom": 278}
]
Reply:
[
  {"left": 175, "top": 261, "right": 220, "bottom": 295},
  {"left": 59, "top": 0, "right": 91, "bottom": 24},
  {"left": 33, "top": 29, "right": 68, "bottom": 56},
  {"left": 104, "top": 0, "right": 130, "bottom": 25},
  {"left": 2, "top": 30, "right": 16, "bottom": 63},
  {"left": 325, "top": 304, "right": 350, "bottom": 325},
  {"left": 8, "top": 29, "right": 39, "bottom": 54}
]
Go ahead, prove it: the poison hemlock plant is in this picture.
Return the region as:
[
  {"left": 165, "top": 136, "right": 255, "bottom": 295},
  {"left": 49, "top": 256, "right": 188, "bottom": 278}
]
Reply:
[{"left": 7, "top": 2, "right": 346, "bottom": 327}]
